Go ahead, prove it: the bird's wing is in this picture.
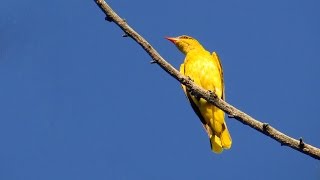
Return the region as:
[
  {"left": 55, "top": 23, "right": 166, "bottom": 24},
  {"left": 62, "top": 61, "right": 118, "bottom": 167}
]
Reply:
[
  {"left": 212, "top": 52, "right": 225, "bottom": 100},
  {"left": 180, "top": 63, "right": 207, "bottom": 126},
  {"left": 180, "top": 63, "right": 187, "bottom": 96}
]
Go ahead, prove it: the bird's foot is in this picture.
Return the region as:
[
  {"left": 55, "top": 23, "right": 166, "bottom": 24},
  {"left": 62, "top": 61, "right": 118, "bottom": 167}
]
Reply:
[
  {"left": 208, "top": 89, "right": 218, "bottom": 98},
  {"left": 186, "top": 76, "right": 194, "bottom": 93}
]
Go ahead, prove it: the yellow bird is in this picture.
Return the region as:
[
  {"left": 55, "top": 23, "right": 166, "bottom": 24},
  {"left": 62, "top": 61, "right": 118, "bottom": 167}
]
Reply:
[{"left": 166, "top": 35, "right": 232, "bottom": 153}]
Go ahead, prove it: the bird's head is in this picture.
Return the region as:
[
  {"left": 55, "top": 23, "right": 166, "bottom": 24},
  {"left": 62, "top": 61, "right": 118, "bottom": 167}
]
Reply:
[{"left": 165, "top": 35, "right": 204, "bottom": 55}]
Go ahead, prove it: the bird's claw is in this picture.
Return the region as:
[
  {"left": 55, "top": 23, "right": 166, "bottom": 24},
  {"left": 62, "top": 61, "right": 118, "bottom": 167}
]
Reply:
[
  {"left": 186, "top": 76, "right": 193, "bottom": 92},
  {"left": 187, "top": 76, "right": 194, "bottom": 82},
  {"left": 208, "top": 89, "right": 217, "bottom": 98}
]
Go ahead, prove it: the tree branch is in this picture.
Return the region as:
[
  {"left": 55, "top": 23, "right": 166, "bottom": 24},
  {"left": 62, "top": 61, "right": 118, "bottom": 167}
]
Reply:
[{"left": 94, "top": 0, "right": 320, "bottom": 160}]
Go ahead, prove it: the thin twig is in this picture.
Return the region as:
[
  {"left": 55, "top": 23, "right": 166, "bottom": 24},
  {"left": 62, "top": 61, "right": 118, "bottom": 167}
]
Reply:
[{"left": 94, "top": 0, "right": 320, "bottom": 160}]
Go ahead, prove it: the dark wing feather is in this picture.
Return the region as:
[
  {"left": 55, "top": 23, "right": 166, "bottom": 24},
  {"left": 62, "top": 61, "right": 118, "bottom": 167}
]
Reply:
[{"left": 212, "top": 52, "right": 225, "bottom": 100}]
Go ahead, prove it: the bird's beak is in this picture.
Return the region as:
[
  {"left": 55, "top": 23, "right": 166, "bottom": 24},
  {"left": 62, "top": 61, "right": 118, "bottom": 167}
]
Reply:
[{"left": 165, "top": 37, "right": 178, "bottom": 44}]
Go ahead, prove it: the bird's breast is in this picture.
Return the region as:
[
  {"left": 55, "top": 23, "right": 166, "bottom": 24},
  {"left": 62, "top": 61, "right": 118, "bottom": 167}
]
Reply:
[{"left": 183, "top": 53, "right": 222, "bottom": 96}]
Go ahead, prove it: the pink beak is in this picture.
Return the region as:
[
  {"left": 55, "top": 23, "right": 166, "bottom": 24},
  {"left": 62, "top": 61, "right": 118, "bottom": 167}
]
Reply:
[{"left": 165, "top": 37, "right": 178, "bottom": 44}]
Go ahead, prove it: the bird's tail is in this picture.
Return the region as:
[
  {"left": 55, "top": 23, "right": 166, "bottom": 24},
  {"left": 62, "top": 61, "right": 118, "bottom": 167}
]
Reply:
[{"left": 210, "top": 122, "right": 232, "bottom": 153}]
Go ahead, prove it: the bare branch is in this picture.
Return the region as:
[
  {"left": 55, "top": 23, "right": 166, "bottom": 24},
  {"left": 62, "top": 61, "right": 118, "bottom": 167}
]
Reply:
[{"left": 94, "top": 0, "right": 320, "bottom": 160}]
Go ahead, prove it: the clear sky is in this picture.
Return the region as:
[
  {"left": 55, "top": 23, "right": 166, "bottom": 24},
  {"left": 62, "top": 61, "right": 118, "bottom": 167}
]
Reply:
[{"left": 1, "top": 0, "right": 319, "bottom": 179}]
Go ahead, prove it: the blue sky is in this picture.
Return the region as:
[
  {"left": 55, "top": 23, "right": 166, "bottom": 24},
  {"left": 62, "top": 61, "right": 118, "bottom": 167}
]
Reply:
[{"left": 1, "top": 0, "right": 319, "bottom": 179}]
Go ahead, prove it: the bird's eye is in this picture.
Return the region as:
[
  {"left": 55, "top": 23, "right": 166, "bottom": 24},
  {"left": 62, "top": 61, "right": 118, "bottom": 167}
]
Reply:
[{"left": 180, "top": 35, "right": 192, "bottom": 39}]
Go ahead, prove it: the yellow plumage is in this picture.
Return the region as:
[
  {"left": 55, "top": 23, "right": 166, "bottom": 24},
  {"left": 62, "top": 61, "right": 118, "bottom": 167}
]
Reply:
[{"left": 166, "top": 35, "right": 232, "bottom": 153}]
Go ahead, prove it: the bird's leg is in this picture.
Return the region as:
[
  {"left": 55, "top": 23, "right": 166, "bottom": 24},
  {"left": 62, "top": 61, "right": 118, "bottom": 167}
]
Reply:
[
  {"left": 208, "top": 88, "right": 218, "bottom": 98},
  {"left": 187, "top": 76, "right": 194, "bottom": 83},
  {"left": 186, "top": 76, "right": 194, "bottom": 93}
]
